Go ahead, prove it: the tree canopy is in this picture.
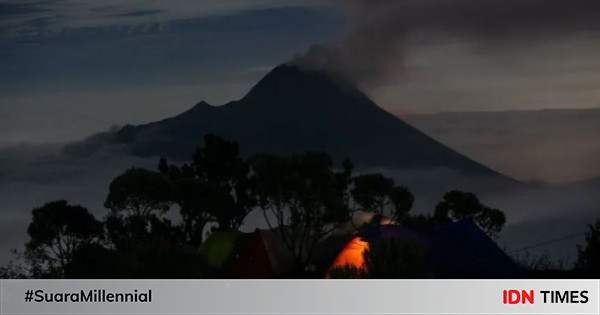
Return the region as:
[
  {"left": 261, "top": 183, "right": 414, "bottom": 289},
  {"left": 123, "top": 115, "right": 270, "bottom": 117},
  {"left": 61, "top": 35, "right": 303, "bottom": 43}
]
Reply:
[
  {"left": 26, "top": 200, "right": 103, "bottom": 277},
  {"left": 6, "top": 135, "right": 520, "bottom": 279},
  {"left": 159, "top": 134, "right": 255, "bottom": 245},
  {"left": 104, "top": 168, "right": 173, "bottom": 217},
  {"left": 433, "top": 190, "right": 506, "bottom": 238},
  {"left": 250, "top": 152, "right": 351, "bottom": 272},
  {"left": 576, "top": 219, "right": 600, "bottom": 278},
  {"left": 351, "top": 173, "right": 414, "bottom": 223}
]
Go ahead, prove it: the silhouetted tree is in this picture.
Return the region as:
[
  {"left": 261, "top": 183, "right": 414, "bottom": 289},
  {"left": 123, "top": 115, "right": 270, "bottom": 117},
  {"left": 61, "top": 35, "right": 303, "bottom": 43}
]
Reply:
[
  {"left": 192, "top": 134, "right": 255, "bottom": 231},
  {"left": 104, "top": 214, "right": 183, "bottom": 249},
  {"left": 434, "top": 190, "right": 506, "bottom": 238},
  {"left": 0, "top": 251, "right": 28, "bottom": 279},
  {"left": 104, "top": 168, "right": 177, "bottom": 247},
  {"left": 65, "top": 240, "right": 211, "bottom": 279},
  {"left": 250, "top": 152, "right": 351, "bottom": 273},
  {"left": 104, "top": 168, "right": 172, "bottom": 218},
  {"left": 159, "top": 135, "right": 255, "bottom": 245},
  {"left": 25, "top": 200, "right": 102, "bottom": 277},
  {"left": 332, "top": 158, "right": 354, "bottom": 222},
  {"left": 401, "top": 214, "right": 436, "bottom": 231},
  {"left": 63, "top": 244, "right": 119, "bottom": 278},
  {"left": 363, "top": 237, "right": 433, "bottom": 278},
  {"left": 327, "top": 263, "right": 365, "bottom": 279},
  {"left": 352, "top": 174, "right": 393, "bottom": 212},
  {"left": 351, "top": 174, "right": 414, "bottom": 223},
  {"left": 576, "top": 219, "right": 600, "bottom": 277}
]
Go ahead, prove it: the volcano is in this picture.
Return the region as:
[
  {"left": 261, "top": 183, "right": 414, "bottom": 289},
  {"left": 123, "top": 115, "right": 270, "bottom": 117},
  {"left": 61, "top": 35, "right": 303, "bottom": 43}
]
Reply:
[{"left": 67, "top": 65, "right": 506, "bottom": 177}]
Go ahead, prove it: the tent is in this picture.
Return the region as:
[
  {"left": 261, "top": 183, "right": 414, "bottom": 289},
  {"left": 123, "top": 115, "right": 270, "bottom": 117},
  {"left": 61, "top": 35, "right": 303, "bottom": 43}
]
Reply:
[
  {"left": 328, "top": 236, "right": 369, "bottom": 272},
  {"left": 202, "top": 230, "right": 288, "bottom": 278},
  {"left": 326, "top": 225, "right": 429, "bottom": 277},
  {"left": 203, "top": 220, "right": 520, "bottom": 278},
  {"left": 200, "top": 230, "right": 242, "bottom": 271},
  {"left": 222, "top": 228, "right": 351, "bottom": 278},
  {"left": 224, "top": 230, "right": 276, "bottom": 278},
  {"left": 432, "top": 220, "right": 521, "bottom": 278},
  {"left": 326, "top": 220, "right": 521, "bottom": 278}
]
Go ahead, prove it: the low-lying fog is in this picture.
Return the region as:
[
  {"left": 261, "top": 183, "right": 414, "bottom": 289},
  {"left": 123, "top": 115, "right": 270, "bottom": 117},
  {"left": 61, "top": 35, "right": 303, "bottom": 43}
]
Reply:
[{"left": 1, "top": 108, "right": 598, "bottom": 268}]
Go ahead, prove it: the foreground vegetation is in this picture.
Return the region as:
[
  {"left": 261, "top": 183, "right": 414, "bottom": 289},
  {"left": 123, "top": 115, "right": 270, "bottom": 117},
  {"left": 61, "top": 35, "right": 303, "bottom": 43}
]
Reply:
[{"left": 1, "top": 135, "right": 597, "bottom": 279}]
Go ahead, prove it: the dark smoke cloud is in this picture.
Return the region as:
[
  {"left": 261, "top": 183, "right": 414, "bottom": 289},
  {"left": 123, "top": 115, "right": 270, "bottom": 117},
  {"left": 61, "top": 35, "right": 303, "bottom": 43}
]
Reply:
[
  {"left": 292, "top": 1, "right": 407, "bottom": 84},
  {"left": 292, "top": 0, "right": 600, "bottom": 85}
]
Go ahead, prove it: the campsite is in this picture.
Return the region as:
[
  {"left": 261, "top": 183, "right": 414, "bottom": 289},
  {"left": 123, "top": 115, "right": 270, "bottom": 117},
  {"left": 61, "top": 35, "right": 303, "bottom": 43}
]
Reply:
[
  {"left": 203, "top": 219, "right": 520, "bottom": 279},
  {"left": 2, "top": 133, "right": 597, "bottom": 279}
]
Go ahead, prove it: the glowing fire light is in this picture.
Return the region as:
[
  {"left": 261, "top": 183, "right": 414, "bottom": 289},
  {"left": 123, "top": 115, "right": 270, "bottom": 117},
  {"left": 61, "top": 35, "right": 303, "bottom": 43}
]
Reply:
[{"left": 329, "top": 236, "right": 369, "bottom": 271}]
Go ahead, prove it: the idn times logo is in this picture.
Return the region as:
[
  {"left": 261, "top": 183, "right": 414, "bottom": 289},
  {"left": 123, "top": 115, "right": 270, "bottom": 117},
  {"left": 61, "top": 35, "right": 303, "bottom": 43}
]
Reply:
[{"left": 503, "top": 290, "right": 589, "bottom": 304}]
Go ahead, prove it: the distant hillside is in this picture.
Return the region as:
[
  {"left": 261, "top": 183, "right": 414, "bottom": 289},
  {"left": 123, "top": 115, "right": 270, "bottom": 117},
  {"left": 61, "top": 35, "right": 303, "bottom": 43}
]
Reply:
[
  {"left": 65, "top": 65, "right": 509, "bottom": 178},
  {"left": 404, "top": 108, "right": 600, "bottom": 183}
]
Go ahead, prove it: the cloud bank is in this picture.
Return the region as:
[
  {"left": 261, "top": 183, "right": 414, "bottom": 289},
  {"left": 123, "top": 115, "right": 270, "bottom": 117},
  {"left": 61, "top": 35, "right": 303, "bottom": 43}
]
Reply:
[{"left": 0, "top": 0, "right": 321, "bottom": 37}]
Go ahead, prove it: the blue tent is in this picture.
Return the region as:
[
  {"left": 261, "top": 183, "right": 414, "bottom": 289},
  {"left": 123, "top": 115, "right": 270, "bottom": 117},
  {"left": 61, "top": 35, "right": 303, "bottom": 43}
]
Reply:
[
  {"left": 432, "top": 220, "right": 521, "bottom": 278},
  {"left": 326, "top": 220, "right": 521, "bottom": 278}
]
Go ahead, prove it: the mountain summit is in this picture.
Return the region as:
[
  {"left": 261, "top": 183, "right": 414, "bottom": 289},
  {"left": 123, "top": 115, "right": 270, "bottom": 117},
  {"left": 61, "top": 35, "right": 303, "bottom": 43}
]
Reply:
[{"left": 69, "top": 65, "right": 505, "bottom": 177}]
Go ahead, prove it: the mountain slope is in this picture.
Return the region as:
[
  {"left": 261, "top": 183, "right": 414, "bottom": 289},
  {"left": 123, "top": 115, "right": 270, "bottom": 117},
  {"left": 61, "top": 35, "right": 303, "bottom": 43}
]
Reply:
[
  {"left": 69, "top": 65, "right": 507, "bottom": 178},
  {"left": 405, "top": 108, "right": 600, "bottom": 183}
]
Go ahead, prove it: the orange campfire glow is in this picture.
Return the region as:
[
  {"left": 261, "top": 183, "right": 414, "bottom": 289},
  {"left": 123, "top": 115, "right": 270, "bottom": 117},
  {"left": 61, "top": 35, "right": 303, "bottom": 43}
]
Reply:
[{"left": 329, "top": 236, "right": 369, "bottom": 272}]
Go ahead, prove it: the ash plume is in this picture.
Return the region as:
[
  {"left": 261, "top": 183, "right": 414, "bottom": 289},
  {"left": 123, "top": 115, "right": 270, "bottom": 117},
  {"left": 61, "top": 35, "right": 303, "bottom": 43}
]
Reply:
[
  {"left": 291, "top": 1, "right": 407, "bottom": 85},
  {"left": 291, "top": 0, "right": 600, "bottom": 85}
]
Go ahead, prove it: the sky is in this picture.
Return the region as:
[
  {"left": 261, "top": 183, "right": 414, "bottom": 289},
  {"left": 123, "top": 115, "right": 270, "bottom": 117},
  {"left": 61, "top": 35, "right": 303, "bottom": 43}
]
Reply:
[{"left": 2, "top": 0, "right": 600, "bottom": 146}]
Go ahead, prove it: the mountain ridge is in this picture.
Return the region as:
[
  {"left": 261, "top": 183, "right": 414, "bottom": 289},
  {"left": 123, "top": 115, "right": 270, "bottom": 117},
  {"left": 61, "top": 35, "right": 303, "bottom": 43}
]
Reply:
[{"left": 65, "top": 65, "right": 510, "bottom": 179}]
